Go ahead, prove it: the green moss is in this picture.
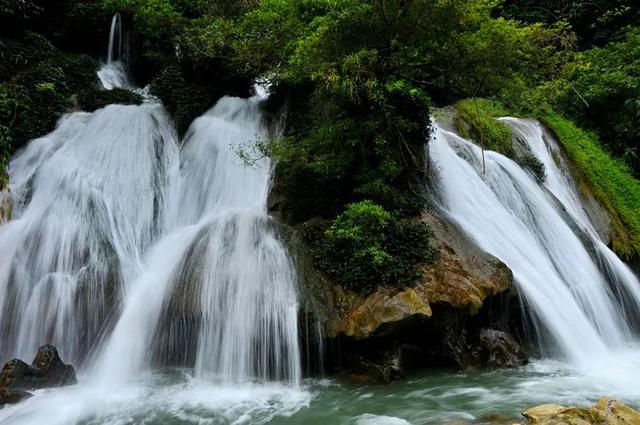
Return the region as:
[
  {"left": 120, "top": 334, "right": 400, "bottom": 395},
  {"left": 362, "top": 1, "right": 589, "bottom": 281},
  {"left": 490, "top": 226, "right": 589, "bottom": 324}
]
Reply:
[
  {"left": 454, "top": 98, "right": 515, "bottom": 158},
  {"left": 517, "top": 153, "right": 546, "bottom": 183},
  {"left": 541, "top": 113, "right": 640, "bottom": 259}
]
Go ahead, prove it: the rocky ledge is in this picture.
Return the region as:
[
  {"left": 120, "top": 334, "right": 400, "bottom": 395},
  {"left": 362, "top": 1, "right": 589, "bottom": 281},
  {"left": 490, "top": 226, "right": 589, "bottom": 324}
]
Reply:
[
  {"left": 523, "top": 397, "right": 640, "bottom": 425},
  {"left": 294, "top": 209, "right": 527, "bottom": 382},
  {"left": 0, "top": 345, "right": 77, "bottom": 406}
]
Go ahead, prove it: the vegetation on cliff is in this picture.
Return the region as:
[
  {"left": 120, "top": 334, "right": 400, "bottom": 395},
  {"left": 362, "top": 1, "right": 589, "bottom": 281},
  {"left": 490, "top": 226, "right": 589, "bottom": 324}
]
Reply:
[
  {"left": 542, "top": 113, "right": 640, "bottom": 259},
  {"left": 1, "top": 0, "right": 639, "bottom": 285}
]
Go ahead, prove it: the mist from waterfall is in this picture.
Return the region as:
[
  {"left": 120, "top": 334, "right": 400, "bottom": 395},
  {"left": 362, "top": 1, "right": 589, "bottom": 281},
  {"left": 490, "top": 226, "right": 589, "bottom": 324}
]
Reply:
[{"left": 428, "top": 120, "right": 640, "bottom": 376}]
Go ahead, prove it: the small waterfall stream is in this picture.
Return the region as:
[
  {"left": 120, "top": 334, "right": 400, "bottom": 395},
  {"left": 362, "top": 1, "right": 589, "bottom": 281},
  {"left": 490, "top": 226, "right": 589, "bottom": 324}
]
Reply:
[{"left": 98, "top": 13, "right": 130, "bottom": 89}]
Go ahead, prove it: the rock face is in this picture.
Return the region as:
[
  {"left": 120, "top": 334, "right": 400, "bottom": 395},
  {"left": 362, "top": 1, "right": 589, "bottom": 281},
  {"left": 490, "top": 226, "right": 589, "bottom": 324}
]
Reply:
[
  {"left": 0, "top": 345, "right": 77, "bottom": 406},
  {"left": 288, "top": 209, "right": 526, "bottom": 381},
  {"left": 523, "top": 398, "right": 640, "bottom": 425},
  {"left": 479, "top": 328, "right": 529, "bottom": 368},
  {"left": 0, "top": 191, "right": 11, "bottom": 224}
]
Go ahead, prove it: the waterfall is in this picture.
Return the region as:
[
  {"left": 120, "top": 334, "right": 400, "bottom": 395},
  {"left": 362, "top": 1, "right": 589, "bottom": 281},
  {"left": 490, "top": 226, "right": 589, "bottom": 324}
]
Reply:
[
  {"left": 0, "top": 13, "right": 301, "bottom": 386},
  {"left": 106, "top": 12, "right": 124, "bottom": 65},
  {"left": 428, "top": 121, "right": 640, "bottom": 372},
  {"left": 94, "top": 93, "right": 301, "bottom": 385},
  {"left": 0, "top": 105, "right": 179, "bottom": 365},
  {"left": 98, "top": 13, "right": 130, "bottom": 89},
  {"left": 500, "top": 118, "right": 640, "bottom": 330}
]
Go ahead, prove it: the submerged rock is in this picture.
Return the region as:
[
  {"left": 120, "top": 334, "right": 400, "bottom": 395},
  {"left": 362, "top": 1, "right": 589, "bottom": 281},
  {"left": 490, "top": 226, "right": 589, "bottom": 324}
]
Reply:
[
  {"left": 0, "top": 345, "right": 76, "bottom": 405},
  {"left": 523, "top": 397, "right": 640, "bottom": 424}
]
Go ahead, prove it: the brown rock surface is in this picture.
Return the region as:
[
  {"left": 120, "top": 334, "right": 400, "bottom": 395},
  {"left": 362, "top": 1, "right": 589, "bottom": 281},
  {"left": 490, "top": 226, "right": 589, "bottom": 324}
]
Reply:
[{"left": 523, "top": 397, "right": 640, "bottom": 425}]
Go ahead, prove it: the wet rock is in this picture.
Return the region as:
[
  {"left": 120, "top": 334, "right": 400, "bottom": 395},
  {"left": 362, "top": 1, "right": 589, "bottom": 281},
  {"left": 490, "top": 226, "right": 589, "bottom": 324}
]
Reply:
[
  {"left": 0, "top": 344, "right": 76, "bottom": 405},
  {"left": 0, "top": 359, "right": 41, "bottom": 390},
  {"left": 335, "top": 287, "right": 432, "bottom": 339},
  {"left": 342, "top": 346, "right": 408, "bottom": 384},
  {"left": 442, "top": 327, "right": 527, "bottom": 370},
  {"left": 523, "top": 397, "right": 640, "bottom": 424},
  {"left": 281, "top": 206, "right": 521, "bottom": 377},
  {"left": 479, "top": 328, "right": 528, "bottom": 368},
  {"left": 0, "top": 191, "right": 11, "bottom": 224},
  {"left": 0, "top": 387, "right": 31, "bottom": 405},
  {"left": 31, "top": 345, "right": 77, "bottom": 387}
]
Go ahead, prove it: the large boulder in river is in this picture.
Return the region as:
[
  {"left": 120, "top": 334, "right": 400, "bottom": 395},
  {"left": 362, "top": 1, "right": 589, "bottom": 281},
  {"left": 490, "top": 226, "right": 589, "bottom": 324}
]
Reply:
[
  {"left": 523, "top": 397, "right": 640, "bottom": 425},
  {"left": 0, "top": 344, "right": 76, "bottom": 405}
]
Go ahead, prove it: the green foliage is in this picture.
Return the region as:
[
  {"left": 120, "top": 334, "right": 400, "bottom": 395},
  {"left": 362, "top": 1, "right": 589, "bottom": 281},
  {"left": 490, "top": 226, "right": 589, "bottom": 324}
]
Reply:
[
  {"left": 0, "top": 48, "right": 98, "bottom": 151},
  {"left": 542, "top": 113, "right": 640, "bottom": 259},
  {"left": 150, "top": 66, "right": 215, "bottom": 135},
  {"left": 499, "top": 0, "right": 639, "bottom": 47},
  {"left": 309, "top": 200, "right": 435, "bottom": 293},
  {"left": 77, "top": 87, "right": 143, "bottom": 111},
  {"left": 454, "top": 98, "right": 515, "bottom": 157},
  {"left": 558, "top": 29, "right": 640, "bottom": 173}
]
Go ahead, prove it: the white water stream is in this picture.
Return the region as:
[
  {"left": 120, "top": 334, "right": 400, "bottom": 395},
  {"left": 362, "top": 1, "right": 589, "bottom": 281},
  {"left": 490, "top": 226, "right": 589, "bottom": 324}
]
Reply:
[{"left": 429, "top": 120, "right": 640, "bottom": 380}]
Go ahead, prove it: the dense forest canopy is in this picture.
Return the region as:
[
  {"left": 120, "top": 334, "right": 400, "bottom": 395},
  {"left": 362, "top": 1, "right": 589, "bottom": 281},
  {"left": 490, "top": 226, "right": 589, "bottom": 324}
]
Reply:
[{"left": 1, "top": 0, "right": 639, "bottom": 290}]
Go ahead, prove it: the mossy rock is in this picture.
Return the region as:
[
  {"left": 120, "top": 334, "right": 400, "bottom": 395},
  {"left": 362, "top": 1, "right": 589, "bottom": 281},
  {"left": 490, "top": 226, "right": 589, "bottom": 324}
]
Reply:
[{"left": 454, "top": 98, "right": 515, "bottom": 158}]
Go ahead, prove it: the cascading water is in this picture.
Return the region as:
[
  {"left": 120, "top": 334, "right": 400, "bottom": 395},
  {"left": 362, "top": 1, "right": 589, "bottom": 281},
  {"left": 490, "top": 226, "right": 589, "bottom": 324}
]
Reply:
[
  {"left": 4, "top": 11, "right": 640, "bottom": 424},
  {"left": 98, "top": 12, "right": 130, "bottom": 89},
  {"left": 0, "top": 104, "right": 179, "bottom": 365},
  {"left": 500, "top": 118, "right": 640, "bottom": 329},
  {"left": 94, "top": 92, "right": 301, "bottom": 386},
  {"left": 0, "top": 13, "right": 305, "bottom": 424},
  {"left": 428, "top": 121, "right": 640, "bottom": 374}
]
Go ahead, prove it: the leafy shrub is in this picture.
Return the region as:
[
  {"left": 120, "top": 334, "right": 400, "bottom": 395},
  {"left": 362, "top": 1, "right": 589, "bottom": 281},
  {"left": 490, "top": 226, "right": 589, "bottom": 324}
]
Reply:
[
  {"left": 150, "top": 66, "right": 217, "bottom": 135},
  {"left": 78, "top": 86, "right": 143, "bottom": 111},
  {"left": 309, "top": 200, "right": 436, "bottom": 293}
]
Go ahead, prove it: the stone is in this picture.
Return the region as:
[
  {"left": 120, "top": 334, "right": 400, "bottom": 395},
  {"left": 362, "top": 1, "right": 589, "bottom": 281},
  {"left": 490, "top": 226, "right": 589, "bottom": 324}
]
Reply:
[
  {"left": 0, "top": 387, "right": 31, "bottom": 406},
  {"left": 0, "top": 344, "right": 76, "bottom": 403},
  {"left": 0, "top": 359, "right": 41, "bottom": 390},
  {"left": 335, "top": 287, "right": 432, "bottom": 339},
  {"left": 31, "top": 345, "right": 77, "bottom": 387},
  {"left": 0, "top": 191, "right": 11, "bottom": 224},
  {"left": 479, "top": 328, "right": 528, "bottom": 368},
  {"left": 523, "top": 397, "right": 640, "bottom": 424}
]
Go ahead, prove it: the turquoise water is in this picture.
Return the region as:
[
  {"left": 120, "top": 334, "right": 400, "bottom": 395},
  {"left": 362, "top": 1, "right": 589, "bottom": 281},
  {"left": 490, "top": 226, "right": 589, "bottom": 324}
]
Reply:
[{"left": 2, "top": 355, "right": 640, "bottom": 425}]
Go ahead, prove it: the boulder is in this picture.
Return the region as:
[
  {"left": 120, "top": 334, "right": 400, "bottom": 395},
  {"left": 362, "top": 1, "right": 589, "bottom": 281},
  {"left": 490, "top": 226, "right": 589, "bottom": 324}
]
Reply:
[
  {"left": 523, "top": 397, "right": 640, "bottom": 424},
  {"left": 31, "top": 345, "right": 77, "bottom": 388},
  {"left": 0, "top": 388, "right": 31, "bottom": 405},
  {"left": 0, "top": 345, "right": 76, "bottom": 405},
  {"left": 479, "top": 328, "right": 528, "bottom": 368},
  {"left": 0, "top": 359, "right": 41, "bottom": 390},
  {"left": 319, "top": 211, "right": 514, "bottom": 341}
]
